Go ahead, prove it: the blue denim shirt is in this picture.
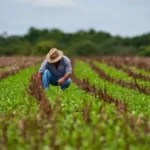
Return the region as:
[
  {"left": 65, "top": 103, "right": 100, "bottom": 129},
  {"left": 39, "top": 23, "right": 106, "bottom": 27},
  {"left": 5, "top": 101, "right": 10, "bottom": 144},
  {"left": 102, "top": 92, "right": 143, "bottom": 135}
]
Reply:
[{"left": 38, "top": 56, "right": 72, "bottom": 77}]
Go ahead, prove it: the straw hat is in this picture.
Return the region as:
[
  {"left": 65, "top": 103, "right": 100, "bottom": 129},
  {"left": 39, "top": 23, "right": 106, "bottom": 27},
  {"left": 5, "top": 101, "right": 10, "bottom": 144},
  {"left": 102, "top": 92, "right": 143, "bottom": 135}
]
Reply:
[{"left": 46, "top": 48, "right": 63, "bottom": 63}]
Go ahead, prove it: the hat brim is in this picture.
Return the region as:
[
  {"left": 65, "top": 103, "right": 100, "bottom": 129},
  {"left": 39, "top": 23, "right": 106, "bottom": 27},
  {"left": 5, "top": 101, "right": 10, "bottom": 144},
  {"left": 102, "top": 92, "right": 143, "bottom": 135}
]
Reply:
[{"left": 46, "top": 50, "right": 63, "bottom": 63}]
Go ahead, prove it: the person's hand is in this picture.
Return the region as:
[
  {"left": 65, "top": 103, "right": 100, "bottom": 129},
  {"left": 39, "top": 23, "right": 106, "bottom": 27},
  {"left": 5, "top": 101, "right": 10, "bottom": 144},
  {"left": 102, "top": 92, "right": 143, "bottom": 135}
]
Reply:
[{"left": 57, "top": 77, "right": 65, "bottom": 85}]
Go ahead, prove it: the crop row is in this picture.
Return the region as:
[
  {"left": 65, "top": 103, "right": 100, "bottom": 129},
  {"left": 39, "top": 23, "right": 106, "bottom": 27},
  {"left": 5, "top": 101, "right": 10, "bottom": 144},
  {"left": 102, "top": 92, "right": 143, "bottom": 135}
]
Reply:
[
  {"left": 0, "top": 59, "right": 149, "bottom": 149},
  {"left": 74, "top": 60, "right": 150, "bottom": 116},
  {"left": 0, "top": 57, "right": 43, "bottom": 80},
  {"left": 112, "top": 62, "right": 150, "bottom": 81},
  {"left": 129, "top": 66, "right": 150, "bottom": 77},
  {"left": 0, "top": 56, "right": 44, "bottom": 68},
  {"left": 88, "top": 60, "right": 150, "bottom": 95},
  {"left": 72, "top": 59, "right": 149, "bottom": 129},
  {"left": 92, "top": 61, "right": 150, "bottom": 88},
  {"left": 0, "top": 66, "right": 39, "bottom": 114},
  {"left": 0, "top": 67, "right": 9, "bottom": 72},
  {"left": 98, "top": 58, "right": 150, "bottom": 81},
  {"left": 96, "top": 56, "right": 150, "bottom": 71}
]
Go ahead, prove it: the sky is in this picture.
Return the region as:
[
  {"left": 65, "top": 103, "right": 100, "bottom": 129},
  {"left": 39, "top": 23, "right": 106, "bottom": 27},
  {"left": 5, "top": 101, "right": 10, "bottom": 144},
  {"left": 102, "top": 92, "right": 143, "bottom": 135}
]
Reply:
[{"left": 0, "top": 0, "right": 150, "bottom": 37}]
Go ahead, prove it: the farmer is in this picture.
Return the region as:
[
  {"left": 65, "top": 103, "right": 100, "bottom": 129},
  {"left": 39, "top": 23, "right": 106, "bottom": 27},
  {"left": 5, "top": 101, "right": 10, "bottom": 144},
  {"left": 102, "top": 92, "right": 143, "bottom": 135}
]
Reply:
[{"left": 38, "top": 48, "right": 72, "bottom": 90}]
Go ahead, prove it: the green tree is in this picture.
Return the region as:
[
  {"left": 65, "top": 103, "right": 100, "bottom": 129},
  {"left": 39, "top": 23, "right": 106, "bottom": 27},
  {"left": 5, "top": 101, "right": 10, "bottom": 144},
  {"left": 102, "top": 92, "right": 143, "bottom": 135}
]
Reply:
[
  {"left": 35, "top": 40, "right": 57, "bottom": 55},
  {"left": 73, "top": 40, "right": 98, "bottom": 56},
  {"left": 138, "top": 46, "right": 150, "bottom": 56}
]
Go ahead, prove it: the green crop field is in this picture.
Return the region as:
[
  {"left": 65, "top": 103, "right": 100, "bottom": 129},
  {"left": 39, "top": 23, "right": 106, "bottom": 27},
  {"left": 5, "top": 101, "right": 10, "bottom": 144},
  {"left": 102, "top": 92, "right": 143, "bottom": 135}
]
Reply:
[{"left": 0, "top": 56, "right": 149, "bottom": 150}]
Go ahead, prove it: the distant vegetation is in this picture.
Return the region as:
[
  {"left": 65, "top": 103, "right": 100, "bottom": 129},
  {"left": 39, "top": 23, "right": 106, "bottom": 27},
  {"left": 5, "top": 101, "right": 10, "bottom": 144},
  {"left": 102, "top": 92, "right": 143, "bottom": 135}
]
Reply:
[{"left": 0, "top": 27, "right": 150, "bottom": 56}]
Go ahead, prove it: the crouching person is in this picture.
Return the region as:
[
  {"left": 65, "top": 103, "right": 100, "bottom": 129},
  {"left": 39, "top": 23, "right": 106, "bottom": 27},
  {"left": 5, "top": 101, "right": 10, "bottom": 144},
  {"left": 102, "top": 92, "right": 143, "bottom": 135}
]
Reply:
[{"left": 38, "top": 48, "right": 72, "bottom": 90}]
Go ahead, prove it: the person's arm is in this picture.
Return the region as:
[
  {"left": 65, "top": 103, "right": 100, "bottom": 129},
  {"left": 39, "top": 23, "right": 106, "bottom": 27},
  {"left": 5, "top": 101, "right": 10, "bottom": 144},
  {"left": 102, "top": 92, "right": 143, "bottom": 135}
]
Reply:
[
  {"left": 58, "top": 58, "right": 72, "bottom": 85},
  {"left": 57, "top": 73, "right": 71, "bottom": 85}
]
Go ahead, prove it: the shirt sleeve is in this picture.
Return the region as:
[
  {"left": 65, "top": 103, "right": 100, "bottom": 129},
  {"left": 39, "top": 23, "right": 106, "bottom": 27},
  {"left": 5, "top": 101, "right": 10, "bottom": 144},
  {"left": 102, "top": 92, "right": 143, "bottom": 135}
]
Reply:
[
  {"left": 38, "top": 59, "right": 48, "bottom": 73},
  {"left": 65, "top": 58, "right": 72, "bottom": 74}
]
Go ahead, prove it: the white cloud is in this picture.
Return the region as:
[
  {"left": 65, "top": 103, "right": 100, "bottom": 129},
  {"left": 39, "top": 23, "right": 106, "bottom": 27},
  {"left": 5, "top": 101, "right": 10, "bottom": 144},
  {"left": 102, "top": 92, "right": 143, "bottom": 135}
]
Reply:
[
  {"left": 20, "top": 0, "right": 75, "bottom": 7},
  {"left": 18, "top": 0, "right": 95, "bottom": 12}
]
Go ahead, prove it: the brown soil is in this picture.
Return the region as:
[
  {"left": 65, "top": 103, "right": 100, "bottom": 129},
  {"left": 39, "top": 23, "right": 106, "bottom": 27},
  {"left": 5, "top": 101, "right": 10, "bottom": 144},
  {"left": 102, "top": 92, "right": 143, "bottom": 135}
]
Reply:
[
  {"left": 28, "top": 74, "right": 52, "bottom": 119},
  {"left": 0, "top": 57, "right": 43, "bottom": 80},
  {"left": 95, "top": 56, "right": 150, "bottom": 71}
]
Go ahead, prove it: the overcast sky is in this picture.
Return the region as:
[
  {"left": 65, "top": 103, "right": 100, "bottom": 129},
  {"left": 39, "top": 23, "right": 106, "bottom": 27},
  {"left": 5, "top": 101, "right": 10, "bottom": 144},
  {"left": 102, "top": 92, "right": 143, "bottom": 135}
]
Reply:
[{"left": 0, "top": 0, "right": 150, "bottom": 36}]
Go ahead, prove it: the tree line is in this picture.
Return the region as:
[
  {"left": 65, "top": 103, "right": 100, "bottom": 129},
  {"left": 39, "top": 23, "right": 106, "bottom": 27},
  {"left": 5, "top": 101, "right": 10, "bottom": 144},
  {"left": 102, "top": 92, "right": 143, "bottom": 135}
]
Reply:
[{"left": 0, "top": 27, "right": 150, "bottom": 56}]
